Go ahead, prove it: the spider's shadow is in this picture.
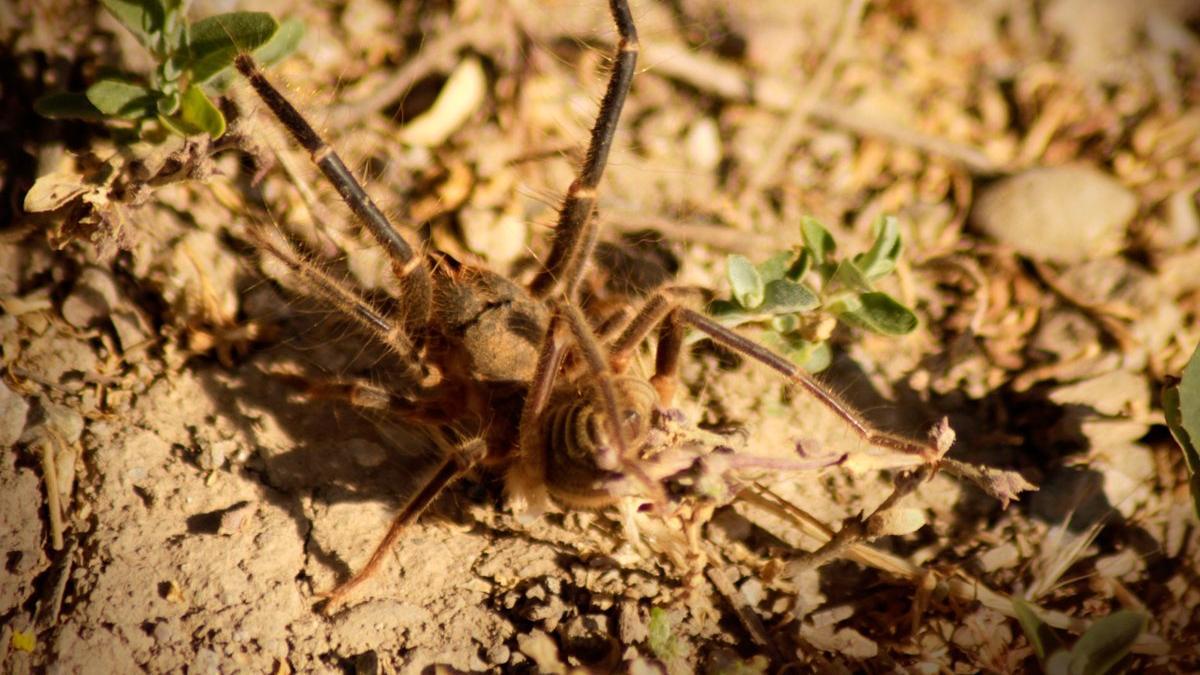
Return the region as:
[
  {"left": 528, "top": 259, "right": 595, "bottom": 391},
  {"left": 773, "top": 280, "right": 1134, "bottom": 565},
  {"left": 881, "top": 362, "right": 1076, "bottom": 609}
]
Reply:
[{"left": 194, "top": 325, "right": 448, "bottom": 583}]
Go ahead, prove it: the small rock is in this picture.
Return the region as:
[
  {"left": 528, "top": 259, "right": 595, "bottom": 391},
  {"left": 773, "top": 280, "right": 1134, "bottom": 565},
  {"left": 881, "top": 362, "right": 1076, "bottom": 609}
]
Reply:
[
  {"left": 517, "top": 629, "right": 565, "bottom": 674},
  {"left": 485, "top": 643, "right": 511, "bottom": 665},
  {"left": 20, "top": 399, "right": 84, "bottom": 446},
  {"left": 686, "top": 117, "right": 722, "bottom": 171},
  {"left": 0, "top": 381, "right": 30, "bottom": 446},
  {"left": 61, "top": 266, "right": 120, "bottom": 329},
  {"left": 152, "top": 621, "right": 175, "bottom": 643},
  {"left": 971, "top": 166, "right": 1136, "bottom": 263},
  {"left": 110, "top": 310, "right": 151, "bottom": 353},
  {"left": 738, "top": 578, "right": 764, "bottom": 607},
  {"left": 218, "top": 502, "right": 255, "bottom": 535}
]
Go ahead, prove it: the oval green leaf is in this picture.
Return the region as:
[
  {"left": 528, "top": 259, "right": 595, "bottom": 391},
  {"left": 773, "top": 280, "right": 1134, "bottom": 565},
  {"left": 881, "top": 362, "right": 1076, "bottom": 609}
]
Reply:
[
  {"left": 34, "top": 92, "right": 107, "bottom": 121},
  {"left": 727, "top": 254, "right": 765, "bottom": 309},
  {"left": 838, "top": 291, "right": 918, "bottom": 335},
  {"left": 1070, "top": 611, "right": 1146, "bottom": 675},
  {"left": 1165, "top": 343, "right": 1200, "bottom": 519},
  {"left": 761, "top": 279, "right": 819, "bottom": 315},
  {"left": 177, "top": 85, "right": 226, "bottom": 137},
  {"left": 830, "top": 260, "right": 873, "bottom": 293},
  {"left": 854, "top": 215, "right": 902, "bottom": 280},
  {"left": 86, "top": 79, "right": 157, "bottom": 118},
  {"left": 100, "top": 0, "right": 165, "bottom": 52},
  {"left": 756, "top": 251, "right": 794, "bottom": 284},
  {"left": 254, "top": 16, "right": 304, "bottom": 66},
  {"left": 800, "top": 216, "right": 836, "bottom": 266},
  {"left": 188, "top": 12, "right": 278, "bottom": 83}
]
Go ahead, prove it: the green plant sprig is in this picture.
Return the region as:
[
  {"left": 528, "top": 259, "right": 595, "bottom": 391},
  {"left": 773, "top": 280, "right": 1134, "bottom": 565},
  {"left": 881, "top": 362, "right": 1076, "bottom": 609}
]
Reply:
[
  {"left": 1164, "top": 342, "right": 1200, "bottom": 519},
  {"left": 35, "top": 0, "right": 303, "bottom": 138},
  {"left": 708, "top": 215, "right": 918, "bottom": 372},
  {"left": 1012, "top": 598, "right": 1147, "bottom": 675}
]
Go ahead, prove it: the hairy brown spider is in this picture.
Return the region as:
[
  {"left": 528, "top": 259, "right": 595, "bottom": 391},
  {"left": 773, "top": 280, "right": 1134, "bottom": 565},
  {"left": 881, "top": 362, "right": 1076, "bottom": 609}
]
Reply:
[{"left": 234, "top": 0, "right": 949, "bottom": 615}]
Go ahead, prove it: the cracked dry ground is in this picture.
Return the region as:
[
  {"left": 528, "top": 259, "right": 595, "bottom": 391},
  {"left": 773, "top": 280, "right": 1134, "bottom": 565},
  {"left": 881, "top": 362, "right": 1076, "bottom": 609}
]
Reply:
[{"left": 4, "top": 0, "right": 1200, "bottom": 672}]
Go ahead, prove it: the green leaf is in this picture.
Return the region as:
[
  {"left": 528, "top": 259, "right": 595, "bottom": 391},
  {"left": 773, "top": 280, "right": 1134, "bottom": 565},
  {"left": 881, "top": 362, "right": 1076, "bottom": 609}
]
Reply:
[
  {"left": 854, "top": 215, "right": 902, "bottom": 280},
  {"left": 1012, "top": 597, "right": 1064, "bottom": 661},
  {"left": 1045, "top": 650, "right": 1073, "bottom": 675},
  {"left": 787, "top": 248, "right": 812, "bottom": 280},
  {"left": 1165, "top": 344, "right": 1200, "bottom": 475},
  {"left": 188, "top": 12, "right": 278, "bottom": 83},
  {"left": 647, "top": 607, "right": 680, "bottom": 661},
  {"left": 156, "top": 89, "right": 180, "bottom": 116},
  {"left": 86, "top": 79, "right": 158, "bottom": 118},
  {"left": 800, "top": 216, "right": 836, "bottom": 266},
  {"left": 1070, "top": 611, "right": 1146, "bottom": 675},
  {"left": 837, "top": 292, "right": 918, "bottom": 335},
  {"left": 830, "top": 260, "right": 874, "bottom": 293},
  {"left": 728, "top": 254, "right": 765, "bottom": 309},
  {"left": 763, "top": 330, "right": 831, "bottom": 372},
  {"left": 254, "top": 16, "right": 304, "bottom": 66},
  {"left": 1166, "top": 343, "right": 1200, "bottom": 520},
  {"left": 796, "top": 340, "right": 832, "bottom": 372},
  {"left": 100, "top": 0, "right": 165, "bottom": 52},
  {"left": 205, "top": 16, "right": 305, "bottom": 92},
  {"left": 173, "top": 85, "right": 226, "bottom": 137},
  {"left": 756, "top": 251, "right": 794, "bottom": 284},
  {"left": 34, "top": 92, "right": 107, "bottom": 120},
  {"left": 769, "top": 313, "right": 799, "bottom": 333},
  {"left": 760, "top": 279, "right": 819, "bottom": 314}
]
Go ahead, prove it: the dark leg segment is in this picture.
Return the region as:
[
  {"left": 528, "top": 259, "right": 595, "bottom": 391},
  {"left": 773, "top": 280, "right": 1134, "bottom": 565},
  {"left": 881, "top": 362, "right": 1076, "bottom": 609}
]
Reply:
[
  {"left": 678, "top": 309, "right": 943, "bottom": 459},
  {"left": 650, "top": 310, "right": 685, "bottom": 405},
  {"left": 238, "top": 53, "right": 435, "bottom": 335},
  {"left": 249, "top": 227, "right": 417, "bottom": 364},
  {"left": 610, "top": 289, "right": 945, "bottom": 458},
  {"left": 236, "top": 55, "right": 430, "bottom": 294},
  {"left": 529, "top": 0, "right": 639, "bottom": 299},
  {"left": 320, "top": 436, "right": 486, "bottom": 614}
]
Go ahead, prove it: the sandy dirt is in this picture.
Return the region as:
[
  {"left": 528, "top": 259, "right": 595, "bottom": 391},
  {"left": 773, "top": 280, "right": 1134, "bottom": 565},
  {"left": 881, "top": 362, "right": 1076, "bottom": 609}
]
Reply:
[{"left": 3, "top": 0, "right": 1200, "bottom": 672}]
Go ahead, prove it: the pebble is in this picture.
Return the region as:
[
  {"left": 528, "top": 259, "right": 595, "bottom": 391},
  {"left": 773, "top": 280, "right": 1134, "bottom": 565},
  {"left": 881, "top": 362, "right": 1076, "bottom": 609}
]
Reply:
[
  {"left": 152, "top": 621, "right": 175, "bottom": 643},
  {"left": 61, "top": 266, "right": 120, "bottom": 329},
  {"left": 20, "top": 399, "right": 84, "bottom": 446},
  {"left": 485, "top": 644, "right": 511, "bottom": 665},
  {"left": 738, "top": 578, "right": 764, "bottom": 607},
  {"left": 686, "top": 117, "right": 723, "bottom": 171},
  {"left": 971, "top": 166, "right": 1136, "bottom": 263},
  {"left": 0, "top": 380, "right": 30, "bottom": 447}
]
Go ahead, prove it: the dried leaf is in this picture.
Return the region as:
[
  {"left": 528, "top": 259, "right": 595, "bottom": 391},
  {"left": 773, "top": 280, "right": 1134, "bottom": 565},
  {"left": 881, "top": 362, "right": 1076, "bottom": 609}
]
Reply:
[{"left": 399, "top": 56, "right": 487, "bottom": 147}]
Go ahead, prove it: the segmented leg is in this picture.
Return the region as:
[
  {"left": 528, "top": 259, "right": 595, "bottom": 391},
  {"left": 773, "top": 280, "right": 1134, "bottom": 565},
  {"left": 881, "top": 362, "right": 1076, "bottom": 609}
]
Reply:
[
  {"left": 529, "top": 0, "right": 639, "bottom": 300},
  {"left": 249, "top": 227, "right": 417, "bottom": 370},
  {"left": 522, "top": 0, "right": 642, "bottom": 473},
  {"left": 236, "top": 55, "right": 433, "bottom": 330},
  {"left": 319, "top": 435, "right": 487, "bottom": 615},
  {"left": 611, "top": 291, "right": 948, "bottom": 461}
]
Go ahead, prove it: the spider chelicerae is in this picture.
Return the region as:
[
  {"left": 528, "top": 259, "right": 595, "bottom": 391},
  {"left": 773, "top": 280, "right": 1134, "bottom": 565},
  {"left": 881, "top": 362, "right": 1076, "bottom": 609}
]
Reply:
[{"left": 233, "top": 0, "right": 951, "bottom": 616}]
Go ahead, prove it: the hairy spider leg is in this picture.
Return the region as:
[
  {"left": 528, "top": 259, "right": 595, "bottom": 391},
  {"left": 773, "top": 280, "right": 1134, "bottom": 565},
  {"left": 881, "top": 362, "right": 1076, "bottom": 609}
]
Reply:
[
  {"left": 610, "top": 291, "right": 949, "bottom": 461},
  {"left": 236, "top": 54, "right": 433, "bottom": 331},
  {"left": 528, "top": 0, "right": 639, "bottom": 301},
  {"left": 318, "top": 435, "right": 487, "bottom": 615},
  {"left": 516, "top": 0, "right": 642, "bottom": 474}
]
